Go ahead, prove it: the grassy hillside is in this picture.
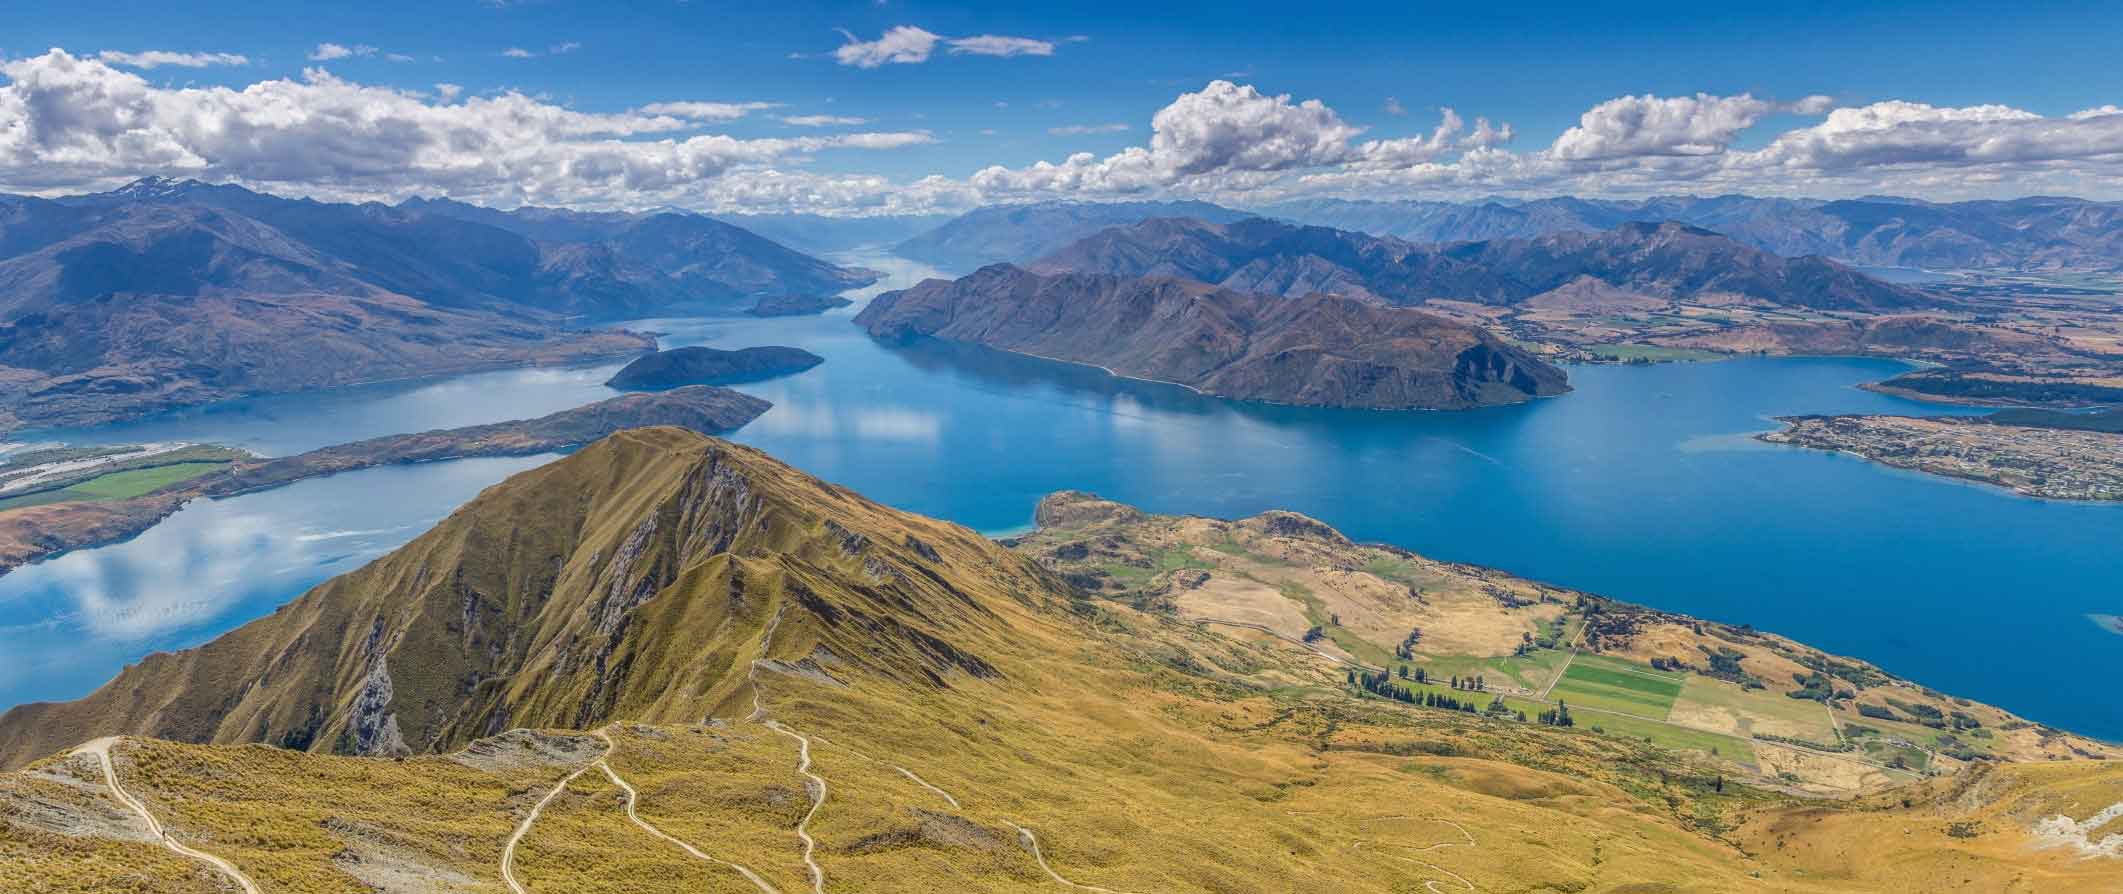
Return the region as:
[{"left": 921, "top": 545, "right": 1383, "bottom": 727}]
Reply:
[{"left": 2, "top": 431, "right": 2118, "bottom": 892}]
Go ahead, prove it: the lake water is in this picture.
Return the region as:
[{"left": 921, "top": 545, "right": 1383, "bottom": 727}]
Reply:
[{"left": 3, "top": 252, "right": 2119, "bottom": 741}]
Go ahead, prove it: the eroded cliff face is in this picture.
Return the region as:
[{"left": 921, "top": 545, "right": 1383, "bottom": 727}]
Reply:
[
  {"left": 0, "top": 428, "right": 1061, "bottom": 767},
  {"left": 856, "top": 265, "right": 1568, "bottom": 409}
]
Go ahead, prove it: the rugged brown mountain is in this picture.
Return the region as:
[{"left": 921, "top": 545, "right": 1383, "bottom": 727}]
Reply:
[
  {"left": 0, "top": 180, "right": 878, "bottom": 432},
  {"left": 0, "top": 428, "right": 1045, "bottom": 767},
  {"left": 1034, "top": 216, "right": 1939, "bottom": 312},
  {"left": 855, "top": 265, "right": 1568, "bottom": 409}
]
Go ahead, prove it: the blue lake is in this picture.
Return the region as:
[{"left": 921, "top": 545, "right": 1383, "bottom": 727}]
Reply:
[{"left": 3, "top": 252, "right": 2119, "bottom": 741}]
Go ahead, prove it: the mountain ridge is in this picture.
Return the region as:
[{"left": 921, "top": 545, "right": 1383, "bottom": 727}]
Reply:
[
  {"left": 1258, "top": 194, "right": 2123, "bottom": 271},
  {"left": 892, "top": 199, "right": 1251, "bottom": 272},
  {"left": 1034, "top": 216, "right": 1937, "bottom": 312},
  {"left": 856, "top": 264, "right": 1570, "bottom": 409}
]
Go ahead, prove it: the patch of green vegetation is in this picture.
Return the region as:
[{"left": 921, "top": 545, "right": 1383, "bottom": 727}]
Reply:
[
  {"left": 1100, "top": 545, "right": 1214, "bottom": 584},
  {"left": 1359, "top": 554, "right": 1427, "bottom": 585},
  {"left": 66, "top": 462, "right": 226, "bottom": 499},
  {"left": 0, "top": 460, "right": 235, "bottom": 510},
  {"left": 0, "top": 445, "right": 247, "bottom": 510},
  {"left": 1549, "top": 655, "right": 1683, "bottom": 719}
]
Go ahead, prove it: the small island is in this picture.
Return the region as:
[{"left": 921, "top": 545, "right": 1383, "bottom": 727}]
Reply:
[
  {"left": 746, "top": 294, "right": 854, "bottom": 317},
  {"left": 605, "top": 346, "right": 824, "bottom": 390},
  {"left": 0, "top": 386, "right": 771, "bottom": 576},
  {"left": 1760, "top": 412, "right": 2123, "bottom": 501}
]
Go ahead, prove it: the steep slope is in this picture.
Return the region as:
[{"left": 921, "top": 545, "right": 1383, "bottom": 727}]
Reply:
[
  {"left": 0, "top": 428, "right": 1047, "bottom": 767},
  {"left": 893, "top": 200, "right": 1251, "bottom": 271},
  {"left": 1038, "top": 216, "right": 1938, "bottom": 312},
  {"left": 1261, "top": 194, "right": 2123, "bottom": 271},
  {"left": 856, "top": 265, "right": 1568, "bottom": 409},
  {"left": 2, "top": 438, "right": 2118, "bottom": 892}
]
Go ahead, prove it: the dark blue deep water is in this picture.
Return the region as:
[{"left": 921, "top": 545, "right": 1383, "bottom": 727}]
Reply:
[{"left": 3, "top": 253, "right": 2119, "bottom": 740}]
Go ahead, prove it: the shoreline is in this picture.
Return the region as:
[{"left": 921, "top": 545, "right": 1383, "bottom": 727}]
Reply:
[{"left": 0, "top": 387, "right": 770, "bottom": 579}]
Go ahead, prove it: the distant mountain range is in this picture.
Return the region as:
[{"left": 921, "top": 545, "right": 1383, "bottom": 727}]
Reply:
[
  {"left": 892, "top": 200, "right": 1252, "bottom": 272},
  {"left": 892, "top": 195, "right": 2123, "bottom": 272},
  {"left": 713, "top": 211, "right": 954, "bottom": 255},
  {"left": 0, "top": 178, "right": 876, "bottom": 431},
  {"left": 855, "top": 264, "right": 1569, "bottom": 409},
  {"left": 1258, "top": 195, "right": 2123, "bottom": 271},
  {"left": 1032, "top": 216, "right": 1934, "bottom": 312}
]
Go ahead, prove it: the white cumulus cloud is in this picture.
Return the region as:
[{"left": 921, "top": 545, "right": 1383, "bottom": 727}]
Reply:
[
  {"left": 0, "top": 49, "right": 933, "bottom": 211},
  {"left": 832, "top": 26, "right": 1059, "bottom": 68},
  {"left": 1550, "top": 92, "right": 1774, "bottom": 161},
  {"left": 308, "top": 43, "right": 378, "bottom": 62}
]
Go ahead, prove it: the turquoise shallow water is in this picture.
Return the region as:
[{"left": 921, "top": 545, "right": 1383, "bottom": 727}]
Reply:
[{"left": 3, "top": 253, "right": 2118, "bottom": 741}]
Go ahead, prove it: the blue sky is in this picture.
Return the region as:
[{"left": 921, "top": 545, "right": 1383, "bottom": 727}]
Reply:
[{"left": 5, "top": 1, "right": 2123, "bottom": 212}]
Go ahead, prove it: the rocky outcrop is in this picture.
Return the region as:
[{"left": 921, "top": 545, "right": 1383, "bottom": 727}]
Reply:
[
  {"left": 604, "top": 346, "right": 823, "bottom": 390},
  {"left": 856, "top": 265, "right": 1569, "bottom": 410},
  {"left": 1033, "top": 491, "right": 1146, "bottom": 529}
]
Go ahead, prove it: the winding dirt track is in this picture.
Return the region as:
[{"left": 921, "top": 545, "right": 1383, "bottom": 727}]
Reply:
[
  {"left": 894, "top": 766, "right": 961, "bottom": 810},
  {"left": 1012, "top": 824, "right": 1145, "bottom": 894},
  {"left": 75, "top": 736, "right": 262, "bottom": 894},
  {"left": 592, "top": 732, "right": 784, "bottom": 894},
  {"left": 500, "top": 737, "right": 608, "bottom": 894},
  {"left": 747, "top": 604, "right": 828, "bottom": 894},
  {"left": 1367, "top": 819, "right": 1479, "bottom": 893},
  {"left": 761, "top": 720, "right": 827, "bottom": 894}
]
